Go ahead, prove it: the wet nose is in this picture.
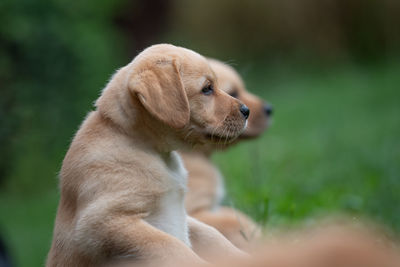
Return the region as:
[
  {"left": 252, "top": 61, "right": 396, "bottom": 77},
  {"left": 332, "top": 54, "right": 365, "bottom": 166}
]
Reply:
[
  {"left": 264, "top": 104, "right": 273, "bottom": 117},
  {"left": 240, "top": 104, "right": 250, "bottom": 119}
]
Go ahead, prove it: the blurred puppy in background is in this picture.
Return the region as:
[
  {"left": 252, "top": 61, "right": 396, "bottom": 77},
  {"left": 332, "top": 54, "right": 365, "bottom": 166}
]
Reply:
[{"left": 181, "top": 59, "right": 273, "bottom": 250}]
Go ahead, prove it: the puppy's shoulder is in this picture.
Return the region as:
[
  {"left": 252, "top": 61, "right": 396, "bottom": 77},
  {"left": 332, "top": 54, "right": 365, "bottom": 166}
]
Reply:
[{"left": 62, "top": 112, "right": 118, "bottom": 166}]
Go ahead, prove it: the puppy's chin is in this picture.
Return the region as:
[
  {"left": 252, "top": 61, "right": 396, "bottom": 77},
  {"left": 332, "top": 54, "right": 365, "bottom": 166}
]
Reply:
[
  {"left": 203, "top": 132, "right": 240, "bottom": 145},
  {"left": 240, "top": 119, "right": 270, "bottom": 140},
  {"left": 176, "top": 116, "right": 247, "bottom": 152},
  {"left": 198, "top": 130, "right": 247, "bottom": 151},
  {"left": 176, "top": 128, "right": 242, "bottom": 152}
]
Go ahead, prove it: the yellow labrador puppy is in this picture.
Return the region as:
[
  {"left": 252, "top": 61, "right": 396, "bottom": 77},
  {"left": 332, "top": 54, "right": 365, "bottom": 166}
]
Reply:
[
  {"left": 181, "top": 59, "right": 272, "bottom": 250},
  {"left": 47, "top": 44, "right": 248, "bottom": 267}
]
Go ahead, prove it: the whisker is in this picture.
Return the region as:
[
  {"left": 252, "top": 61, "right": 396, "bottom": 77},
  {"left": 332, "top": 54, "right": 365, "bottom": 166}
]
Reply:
[
  {"left": 184, "top": 128, "right": 194, "bottom": 142},
  {"left": 208, "top": 126, "right": 216, "bottom": 142},
  {"left": 224, "top": 126, "right": 231, "bottom": 146},
  {"left": 218, "top": 125, "right": 228, "bottom": 145},
  {"left": 207, "top": 113, "right": 231, "bottom": 144},
  {"left": 230, "top": 134, "right": 240, "bottom": 144}
]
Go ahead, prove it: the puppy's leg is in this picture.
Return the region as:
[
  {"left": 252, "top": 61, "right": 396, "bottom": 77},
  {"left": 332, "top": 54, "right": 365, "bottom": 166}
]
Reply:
[
  {"left": 192, "top": 207, "right": 262, "bottom": 251},
  {"left": 187, "top": 216, "right": 248, "bottom": 262},
  {"left": 75, "top": 209, "right": 204, "bottom": 267}
]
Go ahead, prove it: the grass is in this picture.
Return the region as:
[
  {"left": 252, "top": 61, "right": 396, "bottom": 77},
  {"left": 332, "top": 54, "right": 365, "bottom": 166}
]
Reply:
[{"left": 1, "top": 61, "right": 399, "bottom": 266}]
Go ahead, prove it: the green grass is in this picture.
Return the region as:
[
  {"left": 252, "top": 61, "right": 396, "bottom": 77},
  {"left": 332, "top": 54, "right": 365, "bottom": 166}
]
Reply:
[{"left": 1, "top": 61, "right": 399, "bottom": 266}]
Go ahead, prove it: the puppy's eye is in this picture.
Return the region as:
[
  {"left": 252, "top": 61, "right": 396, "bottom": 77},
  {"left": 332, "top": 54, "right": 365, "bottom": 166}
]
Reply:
[
  {"left": 229, "top": 91, "right": 239, "bottom": 98},
  {"left": 201, "top": 84, "right": 214, "bottom": 95}
]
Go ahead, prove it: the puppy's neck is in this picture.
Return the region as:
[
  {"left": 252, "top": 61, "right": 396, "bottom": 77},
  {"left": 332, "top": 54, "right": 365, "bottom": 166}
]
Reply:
[
  {"left": 132, "top": 99, "right": 188, "bottom": 154},
  {"left": 182, "top": 144, "right": 214, "bottom": 159}
]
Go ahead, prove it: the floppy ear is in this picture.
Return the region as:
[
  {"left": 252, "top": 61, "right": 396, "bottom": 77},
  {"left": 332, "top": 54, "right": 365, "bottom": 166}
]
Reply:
[{"left": 129, "top": 59, "right": 190, "bottom": 129}]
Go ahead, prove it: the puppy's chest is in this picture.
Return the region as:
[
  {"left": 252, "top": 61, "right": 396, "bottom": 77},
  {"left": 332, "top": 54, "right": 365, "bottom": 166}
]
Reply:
[{"left": 144, "top": 153, "right": 190, "bottom": 246}]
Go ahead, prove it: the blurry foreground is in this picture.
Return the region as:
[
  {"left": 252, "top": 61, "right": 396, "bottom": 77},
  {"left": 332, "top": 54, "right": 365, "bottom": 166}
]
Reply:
[{"left": 192, "top": 221, "right": 400, "bottom": 267}]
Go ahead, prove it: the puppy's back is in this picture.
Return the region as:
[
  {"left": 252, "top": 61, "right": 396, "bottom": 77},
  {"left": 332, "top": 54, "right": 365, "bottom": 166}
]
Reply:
[{"left": 48, "top": 111, "right": 164, "bottom": 265}]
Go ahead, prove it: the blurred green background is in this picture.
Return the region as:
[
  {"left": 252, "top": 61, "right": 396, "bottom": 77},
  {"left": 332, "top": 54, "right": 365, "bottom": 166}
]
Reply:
[{"left": 0, "top": 0, "right": 400, "bottom": 266}]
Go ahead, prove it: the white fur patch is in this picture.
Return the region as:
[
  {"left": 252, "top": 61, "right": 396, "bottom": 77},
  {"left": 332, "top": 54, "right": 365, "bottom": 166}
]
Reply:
[{"left": 145, "top": 152, "right": 190, "bottom": 246}]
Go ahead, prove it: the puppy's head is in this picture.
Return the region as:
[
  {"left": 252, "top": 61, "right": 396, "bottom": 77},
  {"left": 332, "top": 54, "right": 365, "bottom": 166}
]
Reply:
[
  {"left": 97, "top": 44, "right": 248, "bottom": 148},
  {"left": 208, "top": 59, "right": 272, "bottom": 139}
]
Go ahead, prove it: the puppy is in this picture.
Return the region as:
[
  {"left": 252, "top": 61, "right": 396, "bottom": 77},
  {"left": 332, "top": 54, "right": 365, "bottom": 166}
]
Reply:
[
  {"left": 46, "top": 44, "right": 248, "bottom": 267},
  {"left": 181, "top": 59, "right": 272, "bottom": 250}
]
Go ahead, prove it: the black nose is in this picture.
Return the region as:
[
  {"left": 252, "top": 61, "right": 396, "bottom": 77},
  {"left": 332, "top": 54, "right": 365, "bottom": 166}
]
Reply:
[
  {"left": 240, "top": 104, "right": 250, "bottom": 119},
  {"left": 264, "top": 104, "right": 273, "bottom": 116}
]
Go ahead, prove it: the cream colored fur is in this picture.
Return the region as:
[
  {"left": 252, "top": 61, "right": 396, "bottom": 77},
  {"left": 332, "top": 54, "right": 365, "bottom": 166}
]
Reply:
[{"left": 47, "top": 44, "right": 248, "bottom": 267}]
